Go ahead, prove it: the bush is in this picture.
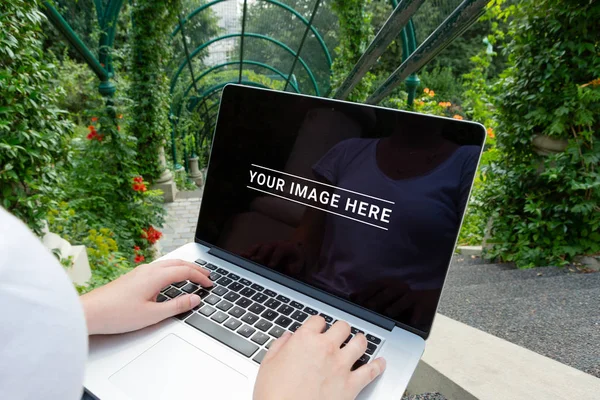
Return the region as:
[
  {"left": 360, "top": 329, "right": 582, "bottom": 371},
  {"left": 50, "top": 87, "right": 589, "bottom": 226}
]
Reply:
[
  {"left": 0, "top": 0, "right": 73, "bottom": 233},
  {"left": 482, "top": 0, "right": 600, "bottom": 267}
]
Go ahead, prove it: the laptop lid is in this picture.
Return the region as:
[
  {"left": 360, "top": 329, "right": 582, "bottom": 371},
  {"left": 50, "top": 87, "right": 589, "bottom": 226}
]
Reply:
[{"left": 195, "top": 84, "right": 486, "bottom": 339}]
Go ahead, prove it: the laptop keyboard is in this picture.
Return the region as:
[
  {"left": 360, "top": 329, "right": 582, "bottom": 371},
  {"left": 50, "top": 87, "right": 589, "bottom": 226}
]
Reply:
[{"left": 156, "top": 258, "right": 384, "bottom": 368}]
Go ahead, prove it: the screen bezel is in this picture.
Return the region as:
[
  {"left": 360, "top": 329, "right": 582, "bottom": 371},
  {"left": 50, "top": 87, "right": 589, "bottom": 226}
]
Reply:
[{"left": 195, "top": 84, "right": 487, "bottom": 339}]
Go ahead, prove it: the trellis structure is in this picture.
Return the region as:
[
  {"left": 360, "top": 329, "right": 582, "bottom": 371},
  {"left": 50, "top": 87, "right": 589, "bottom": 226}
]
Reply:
[{"left": 43, "top": 0, "right": 489, "bottom": 172}]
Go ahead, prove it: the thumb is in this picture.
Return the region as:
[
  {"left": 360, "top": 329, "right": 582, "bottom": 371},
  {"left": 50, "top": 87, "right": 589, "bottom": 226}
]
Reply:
[
  {"left": 262, "top": 331, "right": 292, "bottom": 363},
  {"left": 154, "top": 294, "right": 201, "bottom": 322}
]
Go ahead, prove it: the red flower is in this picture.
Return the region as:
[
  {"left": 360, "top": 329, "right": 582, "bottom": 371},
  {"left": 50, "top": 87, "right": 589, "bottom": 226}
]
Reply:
[
  {"left": 88, "top": 125, "right": 95, "bottom": 132},
  {"left": 134, "top": 246, "right": 140, "bottom": 252},
  {"left": 133, "top": 176, "right": 144, "bottom": 183},
  {"left": 142, "top": 226, "right": 162, "bottom": 244},
  {"left": 96, "top": 134, "right": 104, "bottom": 142},
  {"left": 86, "top": 132, "right": 96, "bottom": 140},
  {"left": 132, "top": 183, "right": 147, "bottom": 192},
  {"left": 134, "top": 254, "right": 145, "bottom": 263},
  {"left": 91, "top": 117, "right": 98, "bottom": 122}
]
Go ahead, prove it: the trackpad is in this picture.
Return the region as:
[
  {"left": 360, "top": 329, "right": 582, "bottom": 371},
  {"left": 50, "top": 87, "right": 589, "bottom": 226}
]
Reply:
[{"left": 109, "top": 334, "right": 249, "bottom": 399}]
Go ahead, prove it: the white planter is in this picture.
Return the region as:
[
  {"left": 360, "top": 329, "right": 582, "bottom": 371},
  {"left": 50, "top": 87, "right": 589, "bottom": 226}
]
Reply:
[{"left": 532, "top": 135, "right": 568, "bottom": 156}]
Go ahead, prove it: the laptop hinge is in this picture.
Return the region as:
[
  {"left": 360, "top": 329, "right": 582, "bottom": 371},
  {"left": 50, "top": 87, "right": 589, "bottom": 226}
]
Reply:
[{"left": 207, "top": 246, "right": 396, "bottom": 332}]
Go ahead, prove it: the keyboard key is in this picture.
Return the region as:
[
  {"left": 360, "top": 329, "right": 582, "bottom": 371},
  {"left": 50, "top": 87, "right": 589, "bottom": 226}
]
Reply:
[
  {"left": 224, "top": 318, "right": 242, "bottom": 331},
  {"left": 165, "top": 287, "right": 182, "bottom": 298},
  {"left": 239, "top": 278, "right": 253, "bottom": 286},
  {"left": 252, "top": 349, "right": 267, "bottom": 364},
  {"left": 274, "top": 316, "right": 292, "bottom": 328},
  {"left": 212, "top": 286, "right": 228, "bottom": 296},
  {"left": 291, "top": 310, "right": 308, "bottom": 322},
  {"left": 366, "top": 334, "right": 381, "bottom": 345},
  {"left": 236, "top": 298, "right": 253, "bottom": 309},
  {"left": 322, "top": 323, "right": 331, "bottom": 332},
  {"left": 351, "top": 327, "right": 364, "bottom": 335},
  {"left": 205, "top": 294, "right": 221, "bottom": 305},
  {"left": 242, "top": 313, "right": 259, "bottom": 325},
  {"left": 172, "top": 281, "right": 187, "bottom": 288},
  {"left": 224, "top": 292, "right": 241, "bottom": 302},
  {"left": 181, "top": 283, "right": 199, "bottom": 294},
  {"left": 265, "top": 299, "right": 281, "bottom": 310},
  {"left": 251, "top": 332, "right": 270, "bottom": 345},
  {"left": 250, "top": 283, "right": 264, "bottom": 291},
  {"left": 216, "top": 277, "right": 232, "bottom": 286},
  {"left": 251, "top": 293, "right": 268, "bottom": 304},
  {"left": 211, "top": 311, "right": 229, "bottom": 324},
  {"left": 216, "top": 268, "right": 229, "bottom": 275},
  {"left": 204, "top": 263, "right": 217, "bottom": 270},
  {"left": 228, "top": 282, "right": 244, "bottom": 292},
  {"left": 263, "top": 289, "right": 277, "bottom": 297},
  {"left": 161, "top": 286, "right": 171, "bottom": 293},
  {"left": 228, "top": 306, "right": 246, "bottom": 319},
  {"left": 194, "top": 289, "right": 210, "bottom": 299},
  {"left": 199, "top": 305, "right": 216, "bottom": 317},
  {"left": 237, "top": 324, "right": 256, "bottom": 338},
  {"left": 276, "top": 295, "right": 290, "bottom": 303},
  {"left": 261, "top": 309, "right": 279, "bottom": 321},
  {"left": 320, "top": 313, "right": 333, "bottom": 323},
  {"left": 156, "top": 293, "right": 168, "bottom": 302},
  {"left": 268, "top": 326, "right": 285, "bottom": 338},
  {"left": 228, "top": 273, "right": 240, "bottom": 281},
  {"left": 289, "top": 322, "right": 302, "bottom": 332},
  {"left": 366, "top": 342, "right": 377, "bottom": 355},
  {"left": 277, "top": 304, "right": 294, "bottom": 316},
  {"left": 304, "top": 306, "right": 318, "bottom": 315},
  {"left": 266, "top": 339, "right": 274, "bottom": 349},
  {"left": 239, "top": 287, "right": 256, "bottom": 298},
  {"left": 344, "top": 334, "right": 353, "bottom": 344},
  {"left": 216, "top": 300, "right": 234, "bottom": 311},
  {"left": 255, "top": 319, "right": 273, "bottom": 332},
  {"left": 290, "top": 301, "right": 304, "bottom": 309},
  {"left": 209, "top": 272, "right": 221, "bottom": 281},
  {"left": 194, "top": 258, "right": 207, "bottom": 265},
  {"left": 176, "top": 310, "right": 193, "bottom": 320},
  {"left": 351, "top": 354, "right": 370, "bottom": 371},
  {"left": 186, "top": 314, "right": 258, "bottom": 357},
  {"left": 248, "top": 303, "right": 266, "bottom": 315}
]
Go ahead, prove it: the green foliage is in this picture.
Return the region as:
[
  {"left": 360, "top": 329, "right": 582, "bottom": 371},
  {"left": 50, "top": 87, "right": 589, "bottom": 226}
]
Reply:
[
  {"left": 330, "top": 0, "right": 375, "bottom": 102},
  {"left": 481, "top": 0, "right": 600, "bottom": 267},
  {"left": 0, "top": 0, "right": 74, "bottom": 234},
  {"left": 418, "top": 66, "right": 464, "bottom": 105},
  {"left": 128, "top": 0, "right": 182, "bottom": 181}
]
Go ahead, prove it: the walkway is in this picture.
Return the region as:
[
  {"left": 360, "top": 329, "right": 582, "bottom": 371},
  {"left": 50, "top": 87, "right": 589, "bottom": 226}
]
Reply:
[{"left": 159, "top": 195, "right": 600, "bottom": 380}]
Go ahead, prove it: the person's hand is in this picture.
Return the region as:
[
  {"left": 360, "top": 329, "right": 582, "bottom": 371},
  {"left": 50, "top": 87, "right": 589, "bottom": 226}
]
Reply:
[
  {"left": 80, "top": 259, "right": 213, "bottom": 335},
  {"left": 242, "top": 240, "right": 306, "bottom": 275},
  {"left": 254, "top": 316, "right": 386, "bottom": 400}
]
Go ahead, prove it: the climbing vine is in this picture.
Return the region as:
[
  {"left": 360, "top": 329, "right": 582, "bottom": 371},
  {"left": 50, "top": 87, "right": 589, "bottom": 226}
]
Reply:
[
  {"left": 128, "top": 0, "right": 182, "bottom": 181},
  {"left": 330, "top": 0, "right": 375, "bottom": 102}
]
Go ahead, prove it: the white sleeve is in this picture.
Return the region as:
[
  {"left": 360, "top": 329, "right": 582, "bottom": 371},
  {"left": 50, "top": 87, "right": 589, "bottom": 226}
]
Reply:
[{"left": 0, "top": 207, "right": 88, "bottom": 400}]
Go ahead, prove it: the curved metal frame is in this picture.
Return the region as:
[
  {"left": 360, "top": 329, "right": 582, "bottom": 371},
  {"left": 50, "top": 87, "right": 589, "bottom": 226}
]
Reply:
[
  {"left": 172, "top": 0, "right": 333, "bottom": 67},
  {"left": 170, "top": 33, "right": 320, "bottom": 95}
]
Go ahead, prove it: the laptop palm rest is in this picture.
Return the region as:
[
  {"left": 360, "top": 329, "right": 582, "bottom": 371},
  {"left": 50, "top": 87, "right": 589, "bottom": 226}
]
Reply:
[{"left": 109, "top": 334, "right": 248, "bottom": 399}]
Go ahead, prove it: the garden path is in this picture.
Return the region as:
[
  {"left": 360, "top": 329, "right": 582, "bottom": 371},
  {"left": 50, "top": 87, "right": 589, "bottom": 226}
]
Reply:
[{"left": 158, "top": 190, "right": 202, "bottom": 255}]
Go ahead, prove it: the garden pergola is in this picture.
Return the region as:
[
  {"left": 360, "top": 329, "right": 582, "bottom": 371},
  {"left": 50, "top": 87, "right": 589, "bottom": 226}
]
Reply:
[{"left": 43, "top": 0, "right": 489, "bottom": 171}]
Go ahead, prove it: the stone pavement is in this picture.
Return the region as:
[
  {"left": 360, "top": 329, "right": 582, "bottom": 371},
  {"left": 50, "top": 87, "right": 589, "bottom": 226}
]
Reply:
[{"left": 158, "top": 191, "right": 202, "bottom": 255}]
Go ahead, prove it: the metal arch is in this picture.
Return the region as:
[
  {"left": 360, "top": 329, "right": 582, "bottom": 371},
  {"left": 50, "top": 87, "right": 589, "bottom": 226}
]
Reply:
[
  {"left": 181, "top": 60, "right": 300, "bottom": 103},
  {"left": 172, "top": 0, "right": 333, "bottom": 67},
  {"left": 170, "top": 33, "right": 320, "bottom": 95}
]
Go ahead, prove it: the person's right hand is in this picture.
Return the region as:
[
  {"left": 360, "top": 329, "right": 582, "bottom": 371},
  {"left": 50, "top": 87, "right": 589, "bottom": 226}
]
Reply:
[{"left": 254, "top": 316, "right": 386, "bottom": 400}]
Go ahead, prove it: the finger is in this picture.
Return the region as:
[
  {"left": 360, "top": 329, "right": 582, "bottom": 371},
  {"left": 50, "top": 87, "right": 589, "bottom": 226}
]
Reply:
[
  {"left": 297, "top": 315, "right": 326, "bottom": 334},
  {"left": 325, "top": 320, "right": 351, "bottom": 346},
  {"left": 158, "top": 265, "right": 213, "bottom": 289},
  {"left": 263, "top": 331, "right": 292, "bottom": 363},
  {"left": 340, "top": 333, "right": 368, "bottom": 365},
  {"left": 348, "top": 358, "right": 386, "bottom": 395},
  {"left": 150, "top": 259, "right": 211, "bottom": 276},
  {"left": 151, "top": 293, "right": 202, "bottom": 323}
]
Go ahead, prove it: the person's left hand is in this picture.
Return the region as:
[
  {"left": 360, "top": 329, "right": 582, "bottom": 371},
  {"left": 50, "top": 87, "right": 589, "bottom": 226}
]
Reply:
[{"left": 80, "top": 259, "right": 213, "bottom": 335}]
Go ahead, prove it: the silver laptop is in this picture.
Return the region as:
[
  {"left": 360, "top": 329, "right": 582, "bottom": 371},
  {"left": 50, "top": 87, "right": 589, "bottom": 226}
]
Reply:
[{"left": 85, "top": 84, "right": 485, "bottom": 400}]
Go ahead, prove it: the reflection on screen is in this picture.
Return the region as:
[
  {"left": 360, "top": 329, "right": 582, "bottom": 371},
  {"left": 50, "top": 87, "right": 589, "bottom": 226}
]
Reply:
[{"left": 196, "top": 85, "right": 485, "bottom": 333}]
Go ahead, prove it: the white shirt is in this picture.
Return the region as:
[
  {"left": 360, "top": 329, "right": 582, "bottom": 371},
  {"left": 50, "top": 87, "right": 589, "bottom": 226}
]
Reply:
[{"left": 0, "top": 208, "right": 87, "bottom": 400}]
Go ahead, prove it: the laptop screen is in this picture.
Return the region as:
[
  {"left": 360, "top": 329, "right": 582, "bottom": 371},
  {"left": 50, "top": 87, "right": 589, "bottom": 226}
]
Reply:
[{"left": 196, "top": 84, "right": 485, "bottom": 334}]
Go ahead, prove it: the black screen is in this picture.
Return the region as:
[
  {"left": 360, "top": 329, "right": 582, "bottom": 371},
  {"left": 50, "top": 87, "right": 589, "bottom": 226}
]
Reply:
[{"left": 196, "top": 84, "right": 485, "bottom": 334}]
